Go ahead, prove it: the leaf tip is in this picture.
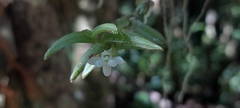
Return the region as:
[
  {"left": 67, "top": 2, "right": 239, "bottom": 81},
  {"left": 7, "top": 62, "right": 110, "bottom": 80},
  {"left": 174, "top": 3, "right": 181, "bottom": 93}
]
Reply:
[
  {"left": 159, "top": 47, "right": 164, "bottom": 51},
  {"left": 81, "top": 75, "right": 86, "bottom": 79},
  {"left": 70, "top": 75, "right": 76, "bottom": 82},
  {"left": 43, "top": 56, "right": 48, "bottom": 60},
  {"left": 44, "top": 52, "right": 50, "bottom": 60},
  {"left": 70, "top": 74, "right": 76, "bottom": 83}
]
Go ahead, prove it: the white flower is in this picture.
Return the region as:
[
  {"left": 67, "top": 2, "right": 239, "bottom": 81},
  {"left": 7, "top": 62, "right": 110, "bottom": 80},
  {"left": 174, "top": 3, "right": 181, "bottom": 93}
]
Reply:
[{"left": 87, "top": 50, "right": 125, "bottom": 76}]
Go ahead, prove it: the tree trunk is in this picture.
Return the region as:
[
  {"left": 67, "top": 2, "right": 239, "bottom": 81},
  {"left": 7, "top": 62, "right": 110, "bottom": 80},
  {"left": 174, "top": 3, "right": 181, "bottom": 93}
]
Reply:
[{"left": 4, "top": 0, "right": 117, "bottom": 107}]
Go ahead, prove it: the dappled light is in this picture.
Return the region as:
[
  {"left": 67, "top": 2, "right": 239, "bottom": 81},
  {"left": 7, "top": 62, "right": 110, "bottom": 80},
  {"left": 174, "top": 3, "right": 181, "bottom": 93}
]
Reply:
[{"left": 0, "top": 0, "right": 240, "bottom": 108}]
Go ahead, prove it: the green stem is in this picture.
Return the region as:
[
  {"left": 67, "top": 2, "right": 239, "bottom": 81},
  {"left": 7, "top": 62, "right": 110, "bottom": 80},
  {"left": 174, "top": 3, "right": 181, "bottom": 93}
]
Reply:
[
  {"left": 182, "top": 0, "right": 189, "bottom": 40},
  {"left": 162, "top": 0, "right": 174, "bottom": 98},
  {"left": 186, "top": 0, "right": 210, "bottom": 41},
  {"left": 178, "top": 0, "right": 210, "bottom": 103},
  {"left": 178, "top": 42, "right": 193, "bottom": 102}
]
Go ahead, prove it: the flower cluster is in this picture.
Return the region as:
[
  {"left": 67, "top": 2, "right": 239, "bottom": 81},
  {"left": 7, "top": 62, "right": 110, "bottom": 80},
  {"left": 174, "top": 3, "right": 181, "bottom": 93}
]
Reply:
[{"left": 87, "top": 50, "right": 125, "bottom": 76}]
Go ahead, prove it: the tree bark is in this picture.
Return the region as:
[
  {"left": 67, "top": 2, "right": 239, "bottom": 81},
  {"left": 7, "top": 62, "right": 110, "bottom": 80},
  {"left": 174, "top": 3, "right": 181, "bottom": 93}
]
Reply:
[{"left": 4, "top": 0, "right": 117, "bottom": 107}]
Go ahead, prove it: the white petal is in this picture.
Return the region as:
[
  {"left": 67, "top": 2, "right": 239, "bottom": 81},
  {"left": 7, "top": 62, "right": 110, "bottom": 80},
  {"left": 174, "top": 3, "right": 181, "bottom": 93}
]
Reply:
[
  {"left": 101, "top": 50, "right": 109, "bottom": 57},
  {"left": 95, "top": 60, "right": 105, "bottom": 67},
  {"left": 113, "top": 56, "right": 125, "bottom": 64},
  {"left": 108, "top": 59, "right": 118, "bottom": 67},
  {"left": 102, "top": 50, "right": 109, "bottom": 55},
  {"left": 87, "top": 57, "right": 101, "bottom": 65},
  {"left": 82, "top": 63, "right": 95, "bottom": 79},
  {"left": 103, "top": 65, "right": 112, "bottom": 76}
]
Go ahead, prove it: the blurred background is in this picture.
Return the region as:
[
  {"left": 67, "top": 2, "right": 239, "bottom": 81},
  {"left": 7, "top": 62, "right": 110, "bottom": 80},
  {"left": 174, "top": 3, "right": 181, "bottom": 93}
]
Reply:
[{"left": 0, "top": 0, "right": 240, "bottom": 108}]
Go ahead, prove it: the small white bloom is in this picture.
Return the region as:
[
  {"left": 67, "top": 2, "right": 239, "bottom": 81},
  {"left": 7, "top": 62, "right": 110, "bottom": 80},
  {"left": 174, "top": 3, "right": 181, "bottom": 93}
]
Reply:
[{"left": 87, "top": 50, "right": 125, "bottom": 76}]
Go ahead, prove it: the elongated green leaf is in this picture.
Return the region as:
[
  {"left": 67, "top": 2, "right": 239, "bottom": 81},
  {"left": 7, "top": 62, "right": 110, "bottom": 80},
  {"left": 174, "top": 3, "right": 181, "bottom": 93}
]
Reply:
[
  {"left": 129, "top": 18, "right": 165, "bottom": 45},
  {"left": 92, "top": 23, "right": 118, "bottom": 39},
  {"left": 102, "top": 33, "right": 131, "bottom": 44},
  {"left": 119, "top": 30, "right": 163, "bottom": 50},
  {"left": 70, "top": 43, "right": 104, "bottom": 82},
  {"left": 81, "top": 63, "right": 95, "bottom": 79},
  {"left": 44, "top": 30, "right": 94, "bottom": 60},
  {"left": 102, "top": 31, "right": 163, "bottom": 50}
]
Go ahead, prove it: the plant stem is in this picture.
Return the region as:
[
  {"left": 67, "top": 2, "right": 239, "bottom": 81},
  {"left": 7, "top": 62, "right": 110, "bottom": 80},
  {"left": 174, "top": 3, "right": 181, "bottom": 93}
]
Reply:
[
  {"left": 162, "top": 0, "right": 174, "bottom": 98},
  {"left": 178, "top": 42, "right": 193, "bottom": 102},
  {"left": 186, "top": 0, "right": 210, "bottom": 41},
  {"left": 182, "top": 0, "right": 189, "bottom": 40},
  {"left": 178, "top": 0, "right": 210, "bottom": 103}
]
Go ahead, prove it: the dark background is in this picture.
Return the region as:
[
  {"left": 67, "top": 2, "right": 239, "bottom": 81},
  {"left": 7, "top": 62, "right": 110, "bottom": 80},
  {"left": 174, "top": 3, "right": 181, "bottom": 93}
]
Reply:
[{"left": 0, "top": 0, "right": 240, "bottom": 108}]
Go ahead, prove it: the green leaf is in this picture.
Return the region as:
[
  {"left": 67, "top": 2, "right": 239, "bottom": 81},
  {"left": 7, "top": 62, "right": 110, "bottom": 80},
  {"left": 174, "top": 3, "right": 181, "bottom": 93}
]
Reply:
[
  {"left": 44, "top": 30, "right": 94, "bottom": 60},
  {"left": 70, "top": 43, "right": 104, "bottom": 82},
  {"left": 190, "top": 22, "right": 205, "bottom": 33},
  {"left": 81, "top": 63, "right": 95, "bottom": 79},
  {"left": 129, "top": 18, "right": 165, "bottom": 45},
  {"left": 101, "top": 32, "right": 163, "bottom": 50},
  {"left": 119, "top": 30, "right": 163, "bottom": 50},
  {"left": 92, "top": 23, "right": 118, "bottom": 39},
  {"left": 102, "top": 33, "right": 131, "bottom": 44}
]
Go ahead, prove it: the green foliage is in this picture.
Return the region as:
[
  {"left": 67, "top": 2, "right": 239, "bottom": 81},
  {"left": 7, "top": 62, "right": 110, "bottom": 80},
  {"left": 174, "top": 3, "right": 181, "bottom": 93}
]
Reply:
[
  {"left": 119, "top": 30, "right": 163, "bottom": 50},
  {"left": 134, "top": 91, "right": 152, "bottom": 108},
  {"left": 233, "top": 29, "right": 240, "bottom": 39},
  {"left": 44, "top": 0, "right": 240, "bottom": 107},
  {"left": 129, "top": 18, "right": 165, "bottom": 44},
  {"left": 44, "top": 0, "right": 165, "bottom": 81},
  {"left": 92, "top": 23, "right": 118, "bottom": 39},
  {"left": 70, "top": 43, "right": 105, "bottom": 81},
  {"left": 44, "top": 30, "right": 94, "bottom": 60},
  {"left": 134, "top": 0, "right": 154, "bottom": 15},
  {"left": 190, "top": 22, "right": 205, "bottom": 33}
]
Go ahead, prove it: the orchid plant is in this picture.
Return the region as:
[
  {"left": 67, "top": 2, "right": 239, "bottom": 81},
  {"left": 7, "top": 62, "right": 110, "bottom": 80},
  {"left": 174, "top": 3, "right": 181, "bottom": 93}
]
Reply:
[
  {"left": 87, "top": 50, "right": 126, "bottom": 76},
  {"left": 44, "top": 0, "right": 165, "bottom": 82}
]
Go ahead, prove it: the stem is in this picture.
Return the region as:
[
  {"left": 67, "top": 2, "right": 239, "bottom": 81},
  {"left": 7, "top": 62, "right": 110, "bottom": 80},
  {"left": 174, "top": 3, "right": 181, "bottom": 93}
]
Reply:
[
  {"left": 178, "top": 0, "right": 191, "bottom": 102},
  {"left": 182, "top": 0, "right": 189, "bottom": 40},
  {"left": 178, "top": 0, "right": 210, "bottom": 103},
  {"left": 97, "top": 0, "right": 104, "bottom": 8},
  {"left": 162, "top": 0, "right": 174, "bottom": 98},
  {"left": 178, "top": 42, "right": 193, "bottom": 102},
  {"left": 143, "top": 1, "right": 154, "bottom": 24},
  {"left": 186, "top": 0, "right": 210, "bottom": 41},
  {"left": 162, "top": 0, "right": 168, "bottom": 99}
]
